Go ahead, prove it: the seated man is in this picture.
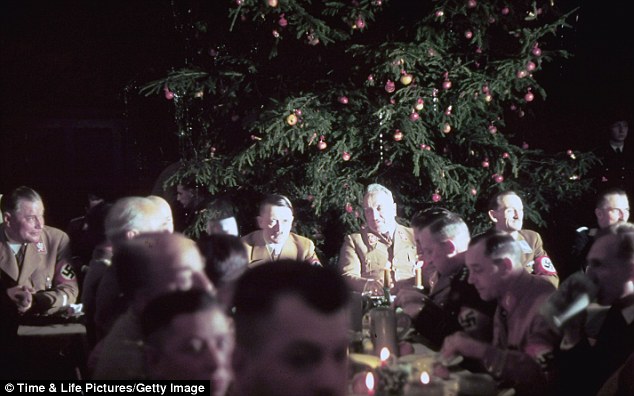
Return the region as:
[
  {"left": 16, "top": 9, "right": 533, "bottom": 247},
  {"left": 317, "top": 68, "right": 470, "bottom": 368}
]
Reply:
[
  {"left": 231, "top": 260, "right": 350, "bottom": 396},
  {"left": 570, "top": 188, "right": 629, "bottom": 273},
  {"left": 440, "top": 231, "right": 560, "bottom": 395},
  {"left": 338, "top": 183, "right": 418, "bottom": 292},
  {"left": 0, "top": 186, "right": 78, "bottom": 316},
  {"left": 241, "top": 194, "right": 320, "bottom": 266},
  {"left": 142, "top": 289, "right": 234, "bottom": 396},
  {"left": 552, "top": 222, "right": 634, "bottom": 396},
  {"left": 396, "top": 209, "right": 495, "bottom": 349},
  {"left": 197, "top": 233, "right": 249, "bottom": 309},
  {"left": 92, "top": 232, "right": 211, "bottom": 379},
  {"left": 146, "top": 195, "right": 175, "bottom": 233},
  {"left": 205, "top": 197, "right": 239, "bottom": 237},
  {"left": 487, "top": 190, "right": 559, "bottom": 287}
]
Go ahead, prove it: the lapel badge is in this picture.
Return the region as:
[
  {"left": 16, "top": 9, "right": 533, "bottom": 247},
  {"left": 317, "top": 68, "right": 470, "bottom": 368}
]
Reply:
[
  {"left": 36, "top": 241, "right": 47, "bottom": 254},
  {"left": 367, "top": 233, "right": 378, "bottom": 248}
]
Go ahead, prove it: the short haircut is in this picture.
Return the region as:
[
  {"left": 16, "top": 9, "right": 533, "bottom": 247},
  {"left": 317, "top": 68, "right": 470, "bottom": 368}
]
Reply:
[
  {"left": 105, "top": 196, "right": 159, "bottom": 244},
  {"left": 141, "top": 289, "right": 221, "bottom": 345},
  {"left": 232, "top": 260, "right": 349, "bottom": 350},
  {"left": 197, "top": 233, "right": 248, "bottom": 285},
  {"left": 412, "top": 209, "right": 469, "bottom": 244},
  {"left": 487, "top": 190, "right": 520, "bottom": 211},
  {"left": 365, "top": 183, "right": 394, "bottom": 202},
  {"left": 596, "top": 188, "right": 628, "bottom": 209},
  {"left": 206, "top": 198, "right": 236, "bottom": 221},
  {"left": 259, "top": 194, "right": 293, "bottom": 214},
  {"left": 470, "top": 229, "right": 521, "bottom": 266},
  {"left": 603, "top": 222, "right": 634, "bottom": 261},
  {"left": 1, "top": 186, "right": 42, "bottom": 214}
]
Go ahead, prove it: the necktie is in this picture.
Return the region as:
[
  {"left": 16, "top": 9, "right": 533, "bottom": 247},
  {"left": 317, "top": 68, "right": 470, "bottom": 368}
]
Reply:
[{"left": 15, "top": 244, "right": 26, "bottom": 269}]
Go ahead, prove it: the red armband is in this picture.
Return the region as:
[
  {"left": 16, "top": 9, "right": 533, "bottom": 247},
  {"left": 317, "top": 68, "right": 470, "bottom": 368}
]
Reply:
[
  {"left": 533, "top": 256, "right": 557, "bottom": 276},
  {"left": 54, "top": 261, "right": 77, "bottom": 284}
]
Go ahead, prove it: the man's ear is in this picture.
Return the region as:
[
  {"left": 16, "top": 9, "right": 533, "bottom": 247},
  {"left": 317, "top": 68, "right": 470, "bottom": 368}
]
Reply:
[
  {"left": 594, "top": 208, "right": 603, "bottom": 221},
  {"left": 442, "top": 239, "right": 457, "bottom": 256},
  {"left": 488, "top": 209, "right": 498, "bottom": 223},
  {"left": 2, "top": 211, "right": 11, "bottom": 225},
  {"left": 126, "top": 229, "right": 139, "bottom": 240},
  {"left": 499, "top": 257, "right": 513, "bottom": 273},
  {"left": 256, "top": 215, "right": 264, "bottom": 229}
]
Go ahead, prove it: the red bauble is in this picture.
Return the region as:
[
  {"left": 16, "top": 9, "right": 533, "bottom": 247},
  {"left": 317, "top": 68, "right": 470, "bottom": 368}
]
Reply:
[
  {"left": 342, "top": 151, "right": 351, "bottom": 161},
  {"left": 338, "top": 96, "right": 349, "bottom": 104},
  {"left": 532, "top": 46, "right": 542, "bottom": 57},
  {"left": 317, "top": 140, "right": 327, "bottom": 150},
  {"left": 278, "top": 14, "right": 288, "bottom": 27},
  {"left": 488, "top": 125, "right": 497, "bottom": 134},
  {"left": 502, "top": 152, "right": 510, "bottom": 159},
  {"left": 517, "top": 69, "right": 528, "bottom": 78},
  {"left": 493, "top": 174, "right": 504, "bottom": 183},
  {"left": 355, "top": 17, "right": 365, "bottom": 29},
  {"left": 501, "top": 7, "right": 510, "bottom": 15},
  {"left": 468, "top": 0, "right": 477, "bottom": 8},
  {"left": 394, "top": 130, "right": 404, "bottom": 141},
  {"left": 465, "top": 30, "right": 473, "bottom": 39},
  {"left": 385, "top": 80, "right": 396, "bottom": 93},
  {"left": 526, "top": 61, "right": 536, "bottom": 71},
  {"left": 470, "top": 188, "right": 478, "bottom": 196},
  {"left": 345, "top": 203, "right": 353, "bottom": 213},
  {"left": 432, "top": 193, "right": 442, "bottom": 202},
  {"left": 164, "top": 90, "right": 174, "bottom": 100},
  {"left": 524, "top": 92, "right": 535, "bottom": 102},
  {"left": 482, "top": 160, "right": 490, "bottom": 168},
  {"left": 409, "top": 112, "right": 420, "bottom": 122},
  {"left": 442, "top": 80, "right": 452, "bottom": 90}
]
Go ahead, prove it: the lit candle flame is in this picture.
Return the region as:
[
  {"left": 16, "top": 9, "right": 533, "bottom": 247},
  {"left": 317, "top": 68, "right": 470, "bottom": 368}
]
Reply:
[
  {"left": 365, "top": 372, "right": 375, "bottom": 391},
  {"left": 420, "top": 371, "right": 431, "bottom": 384},
  {"left": 384, "top": 261, "right": 392, "bottom": 270},
  {"left": 380, "top": 347, "right": 391, "bottom": 362}
]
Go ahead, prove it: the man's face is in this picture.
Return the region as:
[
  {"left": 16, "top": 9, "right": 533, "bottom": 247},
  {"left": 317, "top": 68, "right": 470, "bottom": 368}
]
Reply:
[
  {"left": 176, "top": 185, "right": 195, "bottom": 209},
  {"left": 595, "top": 194, "right": 630, "bottom": 229},
  {"left": 466, "top": 241, "right": 505, "bottom": 301},
  {"left": 257, "top": 204, "right": 293, "bottom": 245},
  {"left": 148, "top": 308, "right": 234, "bottom": 395},
  {"left": 149, "top": 240, "right": 211, "bottom": 299},
  {"left": 490, "top": 194, "right": 524, "bottom": 232},
  {"left": 238, "top": 295, "right": 349, "bottom": 396},
  {"left": 363, "top": 191, "right": 397, "bottom": 235},
  {"left": 586, "top": 234, "right": 634, "bottom": 305},
  {"left": 4, "top": 199, "right": 45, "bottom": 244},
  {"left": 609, "top": 120, "right": 628, "bottom": 143},
  {"left": 414, "top": 227, "right": 451, "bottom": 275}
]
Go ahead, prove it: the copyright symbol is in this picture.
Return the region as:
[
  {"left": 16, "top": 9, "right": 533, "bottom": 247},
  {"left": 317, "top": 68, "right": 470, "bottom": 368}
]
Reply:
[{"left": 5, "top": 383, "right": 15, "bottom": 392}]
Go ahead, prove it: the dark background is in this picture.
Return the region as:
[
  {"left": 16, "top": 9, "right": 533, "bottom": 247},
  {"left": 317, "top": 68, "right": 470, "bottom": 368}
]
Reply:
[{"left": 0, "top": 0, "right": 632, "bottom": 230}]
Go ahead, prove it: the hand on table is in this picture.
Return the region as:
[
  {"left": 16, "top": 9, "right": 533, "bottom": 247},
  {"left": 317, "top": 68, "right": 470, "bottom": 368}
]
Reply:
[
  {"left": 439, "top": 331, "right": 487, "bottom": 362},
  {"left": 6, "top": 285, "right": 35, "bottom": 313},
  {"left": 393, "top": 288, "right": 425, "bottom": 318}
]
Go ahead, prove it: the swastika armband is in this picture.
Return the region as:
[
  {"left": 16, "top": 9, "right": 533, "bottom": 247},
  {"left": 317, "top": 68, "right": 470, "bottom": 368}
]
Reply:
[
  {"left": 533, "top": 256, "right": 557, "bottom": 276},
  {"left": 54, "top": 262, "right": 77, "bottom": 284}
]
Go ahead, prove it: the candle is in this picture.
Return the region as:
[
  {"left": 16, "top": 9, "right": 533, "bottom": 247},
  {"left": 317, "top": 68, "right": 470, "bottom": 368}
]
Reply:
[
  {"left": 414, "top": 260, "right": 423, "bottom": 288},
  {"left": 366, "top": 372, "right": 375, "bottom": 395},
  {"left": 383, "top": 262, "right": 391, "bottom": 288},
  {"left": 403, "top": 371, "right": 444, "bottom": 396},
  {"left": 379, "top": 347, "right": 391, "bottom": 366}
]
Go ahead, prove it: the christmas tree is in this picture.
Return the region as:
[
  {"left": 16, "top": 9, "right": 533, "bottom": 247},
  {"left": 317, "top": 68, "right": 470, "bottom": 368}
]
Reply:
[{"left": 141, "top": 0, "right": 596, "bottom": 263}]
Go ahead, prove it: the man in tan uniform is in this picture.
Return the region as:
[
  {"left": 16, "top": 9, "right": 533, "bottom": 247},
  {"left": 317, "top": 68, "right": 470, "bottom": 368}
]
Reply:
[
  {"left": 338, "top": 183, "right": 418, "bottom": 292},
  {"left": 242, "top": 194, "right": 320, "bottom": 267}
]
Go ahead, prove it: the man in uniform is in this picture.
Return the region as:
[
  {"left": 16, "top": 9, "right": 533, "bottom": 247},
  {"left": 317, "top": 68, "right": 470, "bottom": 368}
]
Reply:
[
  {"left": 338, "top": 183, "right": 418, "bottom": 292},
  {"left": 396, "top": 209, "right": 494, "bottom": 349},
  {"left": 241, "top": 194, "right": 320, "bottom": 266},
  {"left": 0, "top": 186, "right": 78, "bottom": 316},
  {"left": 487, "top": 190, "right": 559, "bottom": 287},
  {"left": 440, "top": 231, "right": 560, "bottom": 395}
]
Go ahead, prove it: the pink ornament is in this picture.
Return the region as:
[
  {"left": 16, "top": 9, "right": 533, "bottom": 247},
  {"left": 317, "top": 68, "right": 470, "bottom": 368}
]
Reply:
[
  {"left": 493, "top": 174, "right": 504, "bottom": 183},
  {"left": 532, "top": 46, "right": 542, "bottom": 57},
  {"left": 272, "top": 30, "right": 280, "bottom": 38},
  {"left": 415, "top": 98, "right": 424, "bottom": 111},
  {"left": 385, "top": 80, "right": 396, "bottom": 93},
  {"left": 420, "top": 144, "right": 427, "bottom": 150},
  {"left": 442, "top": 80, "right": 452, "bottom": 90},
  {"left": 526, "top": 61, "right": 536, "bottom": 71},
  {"left": 235, "top": 0, "right": 244, "bottom": 5},
  {"left": 470, "top": 188, "right": 477, "bottom": 196},
  {"left": 488, "top": 125, "right": 497, "bottom": 134},
  {"left": 465, "top": 30, "right": 473, "bottom": 39},
  {"left": 435, "top": 10, "right": 444, "bottom": 17},
  {"left": 501, "top": 7, "right": 510, "bottom": 15},
  {"left": 318, "top": 140, "right": 327, "bottom": 150},
  {"left": 517, "top": 70, "right": 528, "bottom": 78},
  {"left": 345, "top": 203, "right": 353, "bottom": 213},
  {"left": 482, "top": 85, "right": 490, "bottom": 93},
  {"left": 468, "top": 0, "right": 477, "bottom": 8},
  {"left": 522, "top": 141, "right": 529, "bottom": 149},
  {"left": 482, "top": 160, "right": 490, "bottom": 168},
  {"left": 278, "top": 14, "right": 288, "bottom": 27},
  {"left": 394, "top": 130, "right": 404, "bottom": 141},
  {"left": 342, "top": 151, "right": 351, "bottom": 161},
  {"left": 524, "top": 91, "right": 535, "bottom": 102},
  {"left": 338, "top": 96, "right": 349, "bottom": 104},
  {"left": 432, "top": 193, "right": 442, "bottom": 202},
  {"left": 442, "top": 123, "right": 452, "bottom": 134},
  {"left": 409, "top": 112, "right": 420, "bottom": 122},
  {"left": 294, "top": 108, "right": 302, "bottom": 116},
  {"left": 367, "top": 74, "right": 374, "bottom": 81},
  {"left": 164, "top": 90, "right": 174, "bottom": 100},
  {"left": 355, "top": 17, "right": 365, "bottom": 29}
]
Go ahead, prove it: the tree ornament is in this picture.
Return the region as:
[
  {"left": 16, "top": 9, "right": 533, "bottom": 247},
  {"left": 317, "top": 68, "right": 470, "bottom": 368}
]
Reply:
[
  {"left": 367, "top": 74, "right": 374, "bottom": 82},
  {"left": 432, "top": 193, "right": 442, "bottom": 202},
  {"left": 482, "top": 159, "right": 490, "bottom": 168},
  {"left": 317, "top": 137, "right": 327, "bottom": 150},
  {"left": 524, "top": 90, "right": 535, "bottom": 102},
  {"left": 435, "top": 10, "right": 444, "bottom": 18},
  {"left": 502, "top": 152, "right": 510, "bottom": 158},
  {"left": 272, "top": 29, "right": 280, "bottom": 38},
  {"left": 484, "top": 94, "right": 493, "bottom": 102},
  {"left": 384, "top": 80, "right": 395, "bottom": 93},
  {"left": 482, "top": 85, "right": 490, "bottom": 93},
  {"left": 393, "top": 130, "right": 404, "bottom": 141},
  {"left": 517, "top": 69, "right": 528, "bottom": 78},
  {"left": 567, "top": 149, "right": 577, "bottom": 159},
  {"left": 342, "top": 151, "right": 351, "bottom": 161},
  {"left": 470, "top": 187, "right": 478, "bottom": 196},
  {"left": 465, "top": 30, "right": 473, "bottom": 39},
  {"left": 493, "top": 174, "right": 504, "bottom": 183},
  {"left": 374, "top": 0, "right": 383, "bottom": 5},
  {"left": 415, "top": 98, "right": 424, "bottom": 111},
  {"left": 409, "top": 112, "right": 420, "bottom": 122},
  {"left": 267, "top": 0, "right": 278, "bottom": 7},
  {"left": 278, "top": 14, "right": 288, "bottom": 27},
  {"left": 338, "top": 96, "right": 349, "bottom": 104},
  {"left": 522, "top": 141, "right": 529, "bottom": 149},
  {"left": 501, "top": 7, "right": 510, "bottom": 15},
  {"left": 532, "top": 45, "right": 542, "bottom": 57},
  {"left": 467, "top": 0, "right": 477, "bottom": 8},
  {"left": 442, "top": 123, "right": 452, "bottom": 134},
  {"left": 526, "top": 61, "right": 536, "bottom": 71},
  {"left": 442, "top": 80, "right": 452, "bottom": 90},
  {"left": 488, "top": 125, "right": 497, "bottom": 134},
  {"left": 400, "top": 73, "right": 413, "bottom": 86},
  {"left": 235, "top": 0, "right": 244, "bottom": 5},
  {"left": 286, "top": 114, "right": 298, "bottom": 126},
  {"left": 294, "top": 109, "right": 302, "bottom": 116},
  {"left": 306, "top": 33, "right": 319, "bottom": 46},
  {"left": 164, "top": 89, "right": 174, "bottom": 100},
  {"left": 345, "top": 203, "right": 353, "bottom": 213},
  {"left": 444, "top": 105, "right": 453, "bottom": 116},
  {"left": 355, "top": 17, "right": 366, "bottom": 30}
]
